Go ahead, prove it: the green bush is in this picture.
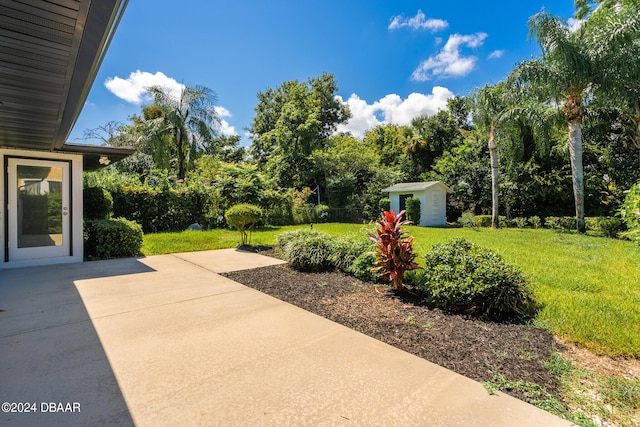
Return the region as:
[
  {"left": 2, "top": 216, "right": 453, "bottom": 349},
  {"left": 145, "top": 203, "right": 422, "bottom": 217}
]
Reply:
[
  {"left": 281, "top": 230, "right": 335, "bottom": 271},
  {"left": 529, "top": 216, "right": 542, "bottom": 229},
  {"left": 225, "top": 203, "right": 263, "bottom": 246},
  {"left": 458, "top": 212, "right": 476, "bottom": 228},
  {"left": 405, "top": 197, "right": 421, "bottom": 225},
  {"left": 312, "top": 204, "right": 330, "bottom": 223},
  {"left": 83, "top": 187, "right": 113, "bottom": 220},
  {"left": 513, "top": 217, "right": 528, "bottom": 228},
  {"left": 349, "top": 252, "right": 381, "bottom": 283},
  {"left": 473, "top": 215, "right": 493, "bottom": 228},
  {"left": 621, "top": 183, "right": 640, "bottom": 244},
  {"left": 545, "top": 216, "right": 575, "bottom": 231},
  {"left": 596, "top": 217, "right": 626, "bottom": 238},
  {"left": 416, "top": 238, "right": 538, "bottom": 317},
  {"left": 328, "top": 238, "right": 371, "bottom": 273},
  {"left": 84, "top": 218, "right": 143, "bottom": 260}
]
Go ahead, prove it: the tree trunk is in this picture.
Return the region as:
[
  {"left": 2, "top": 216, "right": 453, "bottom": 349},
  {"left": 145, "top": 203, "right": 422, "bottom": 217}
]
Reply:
[
  {"left": 568, "top": 120, "right": 586, "bottom": 234},
  {"left": 176, "top": 127, "right": 185, "bottom": 180},
  {"left": 488, "top": 123, "right": 499, "bottom": 229}
]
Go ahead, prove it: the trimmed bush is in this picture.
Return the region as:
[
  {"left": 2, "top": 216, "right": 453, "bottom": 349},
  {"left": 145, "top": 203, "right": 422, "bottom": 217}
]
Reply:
[
  {"left": 545, "top": 216, "right": 575, "bottom": 231},
  {"left": 405, "top": 197, "right": 421, "bottom": 225},
  {"left": 457, "top": 212, "right": 476, "bottom": 228},
  {"left": 83, "top": 187, "right": 112, "bottom": 220},
  {"left": 596, "top": 217, "right": 626, "bottom": 238},
  {"left": 281, "top": 230, "right": 335, "bottom": 271},
  {"left": 529, "top": 216, "right": 542, "bottom": 229},
  {"left": 349, "top": 252, "right": 381, "bottom": 283},
  {"left": 473, "top": 215, "right": 492, "bottom": 228},
  {"left": 84, "top": 218, "right": 143, "bottom": 260},
  {"left": 513, "top": 217, "right": 528, "bottom": 228},
  {"left": 225, "top": 203, "right": 263, "bottom": 246},
  {"left": 416, "top": 238, "right": 537, "bottom": 317}
]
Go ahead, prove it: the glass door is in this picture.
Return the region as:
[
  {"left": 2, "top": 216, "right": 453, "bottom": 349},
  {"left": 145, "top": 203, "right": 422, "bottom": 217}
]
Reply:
[{"left": 7, "top": 158, "right": 70, "bottom": 261}]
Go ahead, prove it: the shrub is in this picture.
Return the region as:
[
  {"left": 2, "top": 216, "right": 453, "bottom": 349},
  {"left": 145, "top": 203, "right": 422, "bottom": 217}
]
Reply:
[
  {"left": 328, "top": 238, "right": 372, "bottom": 273},
  {"left": 529, "top": 216, "right": 541, "bottom": 229},
  {"left": 281, "top": 230, "right": 335, "bottom": 271},
  {"left": 349, "top": 252, "right": 381, "bottom": 283},
  {"left": 596, "top": 217, "right": 626, "bottom": 238},
  {"left": 621, "top": 183, "right": 640, "bottom": 244},
  {"left": 84, "top": 218, "right": 143, "bottom": 260},
  {"left": 369, "top": 210, "right": 420, "bottom": 291},
  {"left": 83, "top": 187, "right": 112, "bottom": 220},
  {"left": 513, "top": 217, "right": 528, "bottom": 228},
  {"left": 312, "top": 204, "right": 330, "bottom": 223},
  {"left": 416, "top": 238, "right": 537, "bottom": 317},
  {"left": 405, "top": 197, "right": 421, "bottom": 225},
  {"left": 545, "top": 216, "right": 575, "bottom": 231},
  {"left": 458, "top": 212, "right": 476, "bottom": 228},
  {"left": 225, "top": 203, "right": 263, "bottom": 246},
  {"left": 474, "top": 215, "right": 493, "bottom": 228}
]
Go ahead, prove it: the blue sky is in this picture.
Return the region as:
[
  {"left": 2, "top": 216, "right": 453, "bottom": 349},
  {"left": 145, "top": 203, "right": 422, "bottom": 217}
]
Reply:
[{"left": 69, "top": 0, "right": 578, "bottom": 146}]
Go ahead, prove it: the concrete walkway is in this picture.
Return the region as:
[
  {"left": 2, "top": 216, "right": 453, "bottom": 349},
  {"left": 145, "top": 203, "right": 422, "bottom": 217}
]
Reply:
[{"left": 0, "top": 249, "right": 574, "bottom": 426}]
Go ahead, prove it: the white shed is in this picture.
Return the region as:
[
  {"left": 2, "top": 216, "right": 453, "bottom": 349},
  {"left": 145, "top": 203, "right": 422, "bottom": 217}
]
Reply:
[{"left": 381, "top": 181, "right": 451, "bottom": 226}]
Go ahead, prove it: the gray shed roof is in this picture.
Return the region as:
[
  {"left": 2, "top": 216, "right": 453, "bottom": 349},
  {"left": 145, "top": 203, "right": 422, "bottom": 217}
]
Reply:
[{"left": 381, "top": 181, "right": 451, "bottom": 193}]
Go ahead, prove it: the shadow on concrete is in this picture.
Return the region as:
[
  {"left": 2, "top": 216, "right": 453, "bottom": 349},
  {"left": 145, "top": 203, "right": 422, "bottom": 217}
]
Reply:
[{"left": 0, "top": 258, "right": 152, "bottom": 426}]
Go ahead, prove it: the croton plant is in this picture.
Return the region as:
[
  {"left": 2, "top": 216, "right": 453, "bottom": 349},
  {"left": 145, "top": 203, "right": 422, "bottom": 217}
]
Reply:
[{"left": 369, "top": 210, "right": 420, "bottom": 291}]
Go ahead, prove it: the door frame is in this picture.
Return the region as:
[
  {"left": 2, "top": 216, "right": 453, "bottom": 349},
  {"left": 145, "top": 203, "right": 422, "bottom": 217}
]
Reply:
[{"left": 4, "top": 156, "right": 73, "bottom": 262}]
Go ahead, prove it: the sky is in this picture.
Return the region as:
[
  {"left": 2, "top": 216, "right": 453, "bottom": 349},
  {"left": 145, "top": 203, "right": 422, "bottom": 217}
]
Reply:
[{"left": 68, "top": 0, "right": 579, "bottom": 146}]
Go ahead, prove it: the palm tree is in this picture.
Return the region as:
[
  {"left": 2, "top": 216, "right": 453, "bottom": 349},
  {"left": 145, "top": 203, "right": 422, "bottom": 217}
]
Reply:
[
  {"left": 145, "top": 85, "right": 219, "bottom": 180},
  {"left": 471, "top": 83, "right": 511, "bottom": 229},
  {"left": 512, "top": 11, "right": 595, "bottom": 233},
  {"left": 585, "top": 2, "right": 640, "bottom": 159}
]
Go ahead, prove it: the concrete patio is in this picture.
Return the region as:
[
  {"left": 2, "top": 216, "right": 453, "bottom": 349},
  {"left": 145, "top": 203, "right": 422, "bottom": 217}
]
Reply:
[{"left": 0, "top": 249, "right": 574, "bottom": 426}]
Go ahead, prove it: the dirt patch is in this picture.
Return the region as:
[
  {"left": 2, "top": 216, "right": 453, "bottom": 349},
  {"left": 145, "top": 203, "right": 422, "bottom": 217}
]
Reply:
[
  {"left": 559, "top": 339, "right": 640, "bottom": 381},
  {"left": 224, "top": 263, "right": 562, "bottom": 403}
]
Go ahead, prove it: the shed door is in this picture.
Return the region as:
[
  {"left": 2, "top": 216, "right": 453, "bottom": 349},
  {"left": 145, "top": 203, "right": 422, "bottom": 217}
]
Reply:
[{"left": 6, "top": 158, "right": 71, "bottom": 261}]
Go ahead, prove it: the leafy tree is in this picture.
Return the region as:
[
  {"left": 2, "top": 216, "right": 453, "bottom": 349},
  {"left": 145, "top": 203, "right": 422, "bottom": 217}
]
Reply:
[
  {"left": 143, "top": 85, "right": 219, "bottom": 180},
  {"left": 225, "top": 203, "right": 262, "bottom": 246},
  {"left": 249, "top": 73, "right": 350, "bottom": 188}
]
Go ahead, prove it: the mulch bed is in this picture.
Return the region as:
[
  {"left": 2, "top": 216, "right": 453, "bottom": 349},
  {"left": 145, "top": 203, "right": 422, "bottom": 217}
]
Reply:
[{"left": 224, "top": 253, "right": 562, "bottom": 404}]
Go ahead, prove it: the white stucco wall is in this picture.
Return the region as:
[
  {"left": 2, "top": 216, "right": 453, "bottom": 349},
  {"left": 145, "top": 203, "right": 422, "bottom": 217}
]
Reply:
[
  {"left": 386, "top": 185, "right": 447, "bottom": 227},
  {"left": 1, "top": 148, "right": 84, "bottom": 269}
]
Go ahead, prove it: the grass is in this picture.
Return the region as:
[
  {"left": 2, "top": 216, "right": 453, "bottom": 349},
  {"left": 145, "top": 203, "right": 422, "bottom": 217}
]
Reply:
[
  {"left": 143, "top": 223, "right": 640, "bottom": 358},
  {"left": 544, "top": 353, "right": 640, "bottom": 427}
]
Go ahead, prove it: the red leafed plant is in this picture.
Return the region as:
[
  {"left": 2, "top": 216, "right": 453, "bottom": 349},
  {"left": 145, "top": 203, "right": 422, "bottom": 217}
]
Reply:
[{"left": 369, "top": 210, "right": 420, "bottom": 291}]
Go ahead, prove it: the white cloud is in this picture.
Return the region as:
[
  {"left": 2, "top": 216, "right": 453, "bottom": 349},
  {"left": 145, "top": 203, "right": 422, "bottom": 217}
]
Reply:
[
  {"left": 335, "top": 87, "right": 454, "bottom": 138},
  {"left": 105, "top": 70, "right": 184, "bottom": 104},
  {"left": 488, "top": 50, "right": 505, "bottom": 59},
  {"left": 214, "top": 106, "right": 238, "bottom": 136},
  {"left": 389, "top": 10, "right": 448, "bottom": 32},
  {"left": 411, "top": 33, "right": 488, "bottom": 81}
]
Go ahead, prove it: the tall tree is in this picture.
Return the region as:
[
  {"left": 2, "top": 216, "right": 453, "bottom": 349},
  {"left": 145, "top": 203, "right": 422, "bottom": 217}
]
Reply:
[
  {"left": 249, "top": 73, "right": 350, "bottom": 188},
  {"left": 144, "top": 85, "right": 219, "bottom": 180},
  {"left": 585, "top": 1, "right": 640, "bottom": 166},
  {"left": 471, "top": 83, "right": 511, "bottom": 229},
  {"left": 512, "top": 11, "right": 597, "bottom": 233}
]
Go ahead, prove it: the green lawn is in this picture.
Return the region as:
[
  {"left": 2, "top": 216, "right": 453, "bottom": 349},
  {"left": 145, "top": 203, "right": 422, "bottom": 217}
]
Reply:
[{"left": 143, "top": 224, "right": 640, "bottom": 357}]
